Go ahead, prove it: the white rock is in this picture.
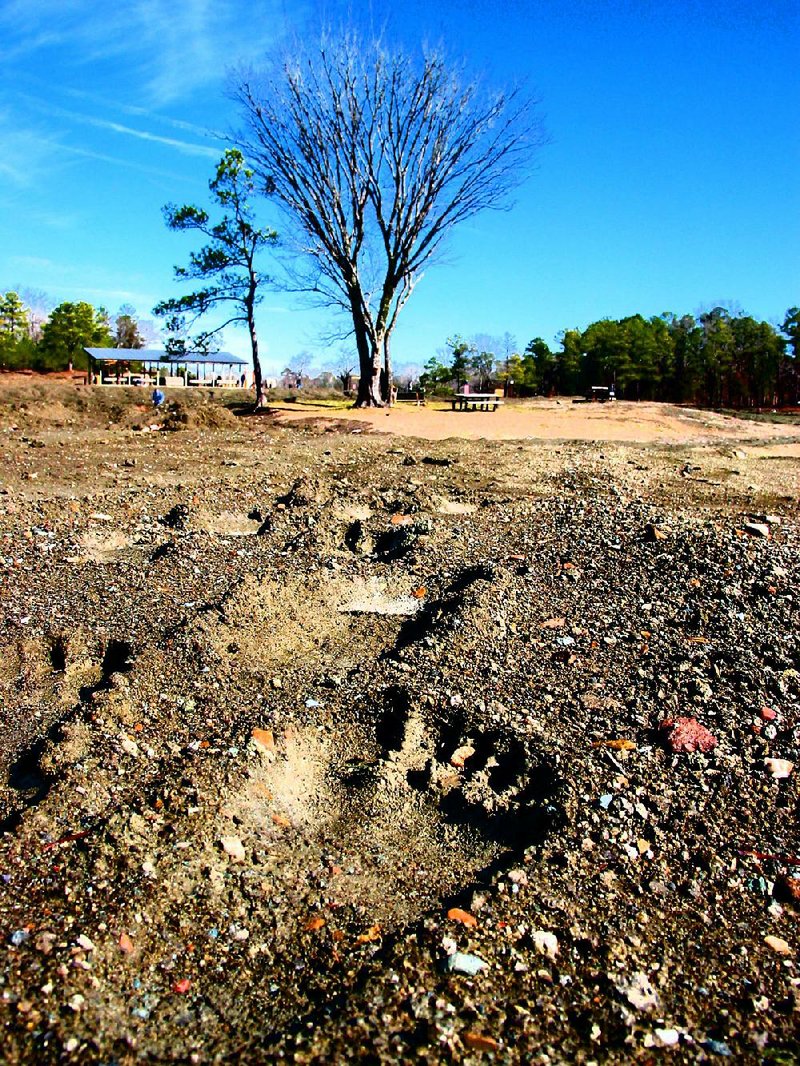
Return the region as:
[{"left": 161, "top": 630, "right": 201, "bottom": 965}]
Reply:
[
  {"left": 615, "top": 971, "right": 660, "bottom": 1011},
  {"left": 120, "top": 736, "right": 139, "bottom": 757},
  {"left": 532, "top": 930, "right": 559, "bottom": 960},
  {"left": 764, "top": 758, "right": 794, "bottom": 779},
  {"left": 654, "top": 1028, "right": 680, "bottom": 1046},
  {"left": 219, "top": 836, "right": 246, "bottom": 863}
]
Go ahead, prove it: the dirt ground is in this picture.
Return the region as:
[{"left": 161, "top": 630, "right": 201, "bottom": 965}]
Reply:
[
  {"left": 0, "top": 381, "right": 798, "bottom": 1064},
  {"left": 273, "top": 397, "right": 800, "bottom": 447}
]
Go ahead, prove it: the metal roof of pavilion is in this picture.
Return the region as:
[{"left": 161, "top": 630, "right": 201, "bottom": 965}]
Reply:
[{"left": 83, "top": 348, "right": 248, "bottom": 366}]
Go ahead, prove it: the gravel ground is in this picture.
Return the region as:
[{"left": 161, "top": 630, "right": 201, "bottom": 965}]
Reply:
[{"left": 0, "top": 383, "right": 798, "bottom": 1063}]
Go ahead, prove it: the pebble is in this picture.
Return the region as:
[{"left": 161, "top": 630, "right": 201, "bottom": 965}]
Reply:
[
  {"left": 219, "top": 836, "right": 246, "bottom": 863},
  {"left": 532, "top": 930, "right": 559, "bottom": 960},
  {"left": 120, "top": 735, "right": 140, "bottom": 757},
  {"left": 444, "top": 952, "right": 488, "bottom": 975},
  {"left": 743, "top": 522, "right": 770, "bottom": 537},
  {"left": 463, "top": 1032, "right": 500, "bottom": 1052},
  {"left": 763, "top": 935, "right": 792, "bottom": 956},
  {"left": 614, "top": 971, "right": 660, "bottom": 1011},
  {"left": 703, "top": 1039, "right": 732, "bottom": 1056},
  {"left": 659, "top": 717, "right": 717, "bottom": 753},
  {"left": 645, "top": 1028, "right": 680, "bottom": 1047},
  {"left": 763, "top": 758, "right": 794, "bottom": 779},
  {"left": 447, "top": 908, "right": 477, "bottom": 928},
  {"left": 450, "top": 744, "right": 475, "bottom": 769},
  {"left": 251, "top": 728, "right": 275, "bottom": 752}
]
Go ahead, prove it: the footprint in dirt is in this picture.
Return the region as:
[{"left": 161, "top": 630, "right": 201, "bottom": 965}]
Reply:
[{"left": 221, "top": 683, "right": 561, "bottom": 929}]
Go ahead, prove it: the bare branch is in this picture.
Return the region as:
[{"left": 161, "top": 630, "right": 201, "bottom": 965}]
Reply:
[{"left": 235, "top": 32, "right": 544, "bottom": 406}]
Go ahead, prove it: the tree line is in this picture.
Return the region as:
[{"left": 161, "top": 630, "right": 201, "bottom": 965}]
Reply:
[
  {"left": 0, "top": 293, "right": 147, "bottom": 372},
  {"left": 420, "top": 308, "right": 800, "bottom": 407}
]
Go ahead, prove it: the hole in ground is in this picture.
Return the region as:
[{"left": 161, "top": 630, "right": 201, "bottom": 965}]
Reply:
[
  {"left": 49, "top": 635, "right": 67, "bottom": 673},
  {"left": 375, "top": 686, "right": 411, "bottom": 751}
]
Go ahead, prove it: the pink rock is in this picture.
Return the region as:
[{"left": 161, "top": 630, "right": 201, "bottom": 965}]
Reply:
[{"left": 659, "top": 717, "right": 717, "bottom": 753}]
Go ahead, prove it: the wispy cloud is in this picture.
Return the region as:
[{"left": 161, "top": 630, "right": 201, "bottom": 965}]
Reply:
[
  {"left": 0, "top": 108, "right": 192, "bottom": 191},
  {"left": 20, "top": 96, "right": 221, "bottom": 158},
  {"left": 57, "top": 285, "right": 160, "bottom": 307},
  {"left": 59, "top": 85, "right": 227, "bottom": 140},
  {"left": 1, "top": 0, "right": 306, "bottom": 106},
  {"left": 9, "top": 255, "right": 60, "bottom": 272}
]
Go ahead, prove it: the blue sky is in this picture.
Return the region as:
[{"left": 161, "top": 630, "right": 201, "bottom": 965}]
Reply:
[{"left": 1, "top": 0, "right": 798, "bottom": 375}]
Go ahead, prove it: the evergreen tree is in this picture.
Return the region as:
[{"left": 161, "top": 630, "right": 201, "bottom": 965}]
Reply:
[{"left": 38, "top": 302, "right": 113, "bottom": 370}]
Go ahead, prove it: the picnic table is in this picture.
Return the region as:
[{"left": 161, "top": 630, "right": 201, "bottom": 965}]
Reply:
[{"left": 451, "top": 392, "right": 504, "bottom": 411}]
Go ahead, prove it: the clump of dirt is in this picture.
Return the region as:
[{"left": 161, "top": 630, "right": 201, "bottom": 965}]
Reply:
[
  {"left": 162, "top": 398, "right": 239, "bottom": 430},
  {"left": 0, "top": 379, "right": 798, "bottom": 1064}
]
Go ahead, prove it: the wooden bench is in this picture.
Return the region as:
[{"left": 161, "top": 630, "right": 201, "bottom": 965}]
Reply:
[{"left": 451, "top": 393, "right": 504, "bottom": 411}]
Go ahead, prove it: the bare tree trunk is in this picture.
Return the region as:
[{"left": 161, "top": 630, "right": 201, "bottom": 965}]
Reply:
[
  {"left": 246, "top": 288, "right": 265, "bottom": 408},
  {"left": 382, "top": 332, "right": 393, "bottom": 404},
  {"left": 356, "top": 344, "right": 383, "bottom": 406},
  {"left": 352, "top": 299, "right": 384, "bottom": 407}
]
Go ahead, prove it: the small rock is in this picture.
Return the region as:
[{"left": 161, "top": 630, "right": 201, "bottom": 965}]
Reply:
[
  {"left": 447, "top": 908, "right": 477, "bottom": 928},
  {"left": 744, "top": 522, "right": 770, "bottom": 538},
  {"left": 9, "top": 930, "right": 29, "bottom": 947},
  {"left": 646, "top": 1028, "right": 680, "bottom": 1047},
  {"left": 764, "top": 934, "right": 792, "bottom": 956},
  {"left": 251, "top": 728, "right": 275, "bottom": 752},
  {"left": 219, "top": 836, "right": 246, "bottom": 863},
  {"left": 75, "top": 934, "right": 94, "bottom": 952},
  {"left": 463, "top": 1032, "right": 500, "bottom": 1052},
  {"left": 614, "top": 971, "right": 660, "bottom": 1011},
  {"left": 659, "top": 717, "right": 717, "bottom": 753},
  {"left": 532, "top": 930, "right": 558, "bottom": 960},
  {"left": 35, "top": 932, "right": 55, "bottom": 955},
  {"left": 450, "top": 744, "right": 476, "bottom": 769},
  {"left": 763, "top": 758, "right": 794, "bottom": 779},
  {"left": 443, "top": 952, "right": 488, "bottom": 975},
  {"left": 120, "top": 736, "right": 140, "bottom": 758},
  {"left": 703, "top": 1039, "right": 732, "bottom": 1056}
]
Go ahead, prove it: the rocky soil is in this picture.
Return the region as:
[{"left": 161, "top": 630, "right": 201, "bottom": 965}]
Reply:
[{"left": 0, "top": 382, "right": 798, "bottom": 1063}]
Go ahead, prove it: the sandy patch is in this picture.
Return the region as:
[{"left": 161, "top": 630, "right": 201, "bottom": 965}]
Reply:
[{"left": 272, "top": 399, "right": 800, "bottom": 445}]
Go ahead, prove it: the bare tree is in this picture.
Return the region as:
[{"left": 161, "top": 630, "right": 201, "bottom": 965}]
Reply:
[{"left": 237, "top": 32, "right": 544, "bottom": 406}]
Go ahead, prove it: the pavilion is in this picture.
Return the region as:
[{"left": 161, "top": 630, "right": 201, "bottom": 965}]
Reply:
[{"left": 82, "top": 348, "right": 249, "bottom": 388}]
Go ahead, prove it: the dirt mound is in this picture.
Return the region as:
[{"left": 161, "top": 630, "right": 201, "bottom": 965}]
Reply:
[{"left": 161, "top": 399, "right": 239, "bottom": 430}]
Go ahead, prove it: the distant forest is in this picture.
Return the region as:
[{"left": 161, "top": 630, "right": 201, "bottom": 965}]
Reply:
[
  {"left": 422, "top": 307, "right": 800, "bottom": 408},
  {"left": 2, "top": 291, "right": 799, "bottom": 409}
]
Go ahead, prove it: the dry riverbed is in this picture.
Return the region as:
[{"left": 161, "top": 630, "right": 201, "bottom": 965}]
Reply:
[{"left": 0, "top": 382, "right": 798, "bottom": 1063}]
